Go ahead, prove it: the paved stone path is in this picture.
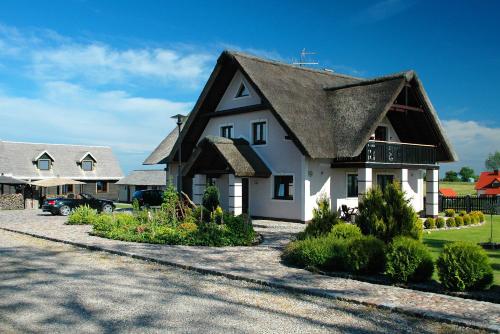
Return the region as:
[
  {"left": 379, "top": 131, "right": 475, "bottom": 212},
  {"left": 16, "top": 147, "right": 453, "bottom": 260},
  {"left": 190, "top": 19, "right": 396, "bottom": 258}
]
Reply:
[{"left": 1, "top": 210, "right": 499, "bottom": 332}]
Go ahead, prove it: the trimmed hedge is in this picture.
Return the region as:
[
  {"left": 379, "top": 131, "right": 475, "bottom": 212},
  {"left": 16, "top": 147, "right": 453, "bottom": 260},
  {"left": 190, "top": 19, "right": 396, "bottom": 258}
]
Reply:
[
  {"left": 385, "top": 237, "right": 434, "bottom": 283},
  {"left": 446, "top": 217, "right": 456, "bottom": 228},
  {"left": 436, "top": 241, "right": 494, "bottom": 291},
  {"left": 444, "top": 209, "right": 455, "bottom": 217},
  {"left": 282, "top": 236, "right": 337, "bottom": 268},
  {"left": 345, "top": 236, "right": 386, "bottom": 274},
  {"left": 435, "top": 217, "right": 446, "bottom": 228},
  {"left": 455, "top": 216, "right": 464, "bottom": 227},
  {"left": 463, "top": 214, "right": 472, "bottom": 226},
  {"left": 329, "top": 223, "right": 362, "bottom": 240},
  {"left": 424, "top": 218, "right": 436, "bottom": 229}
]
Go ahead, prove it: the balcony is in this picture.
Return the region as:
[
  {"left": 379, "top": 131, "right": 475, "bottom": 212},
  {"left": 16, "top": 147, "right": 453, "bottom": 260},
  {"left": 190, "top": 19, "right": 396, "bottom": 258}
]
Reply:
[{"left": 331, "top": 141, "right": 437, "bottom": 167}]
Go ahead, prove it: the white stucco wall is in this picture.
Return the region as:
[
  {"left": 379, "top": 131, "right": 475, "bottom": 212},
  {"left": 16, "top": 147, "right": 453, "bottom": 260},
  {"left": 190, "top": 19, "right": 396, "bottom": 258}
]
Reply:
[
  {"left": 198, "top": 109, "right": 305, "bottom": 220},
  {"left": 216, "top": 71, "right": 261, "bottom": 111}
]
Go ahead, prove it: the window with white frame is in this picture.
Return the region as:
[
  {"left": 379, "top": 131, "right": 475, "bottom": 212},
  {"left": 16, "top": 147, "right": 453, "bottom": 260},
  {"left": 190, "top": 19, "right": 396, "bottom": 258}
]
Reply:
[
  {"left": 274, "top": 175, "right": 293, "bottom": 200},
  {"left": 220, "top": 125, "right": 233, "bottom": 138},
  {"left": 347, "top": 174, "right": 358, "bottom": 198},
  {"left": 252, "top": 121, "right": 266, "bottom": 145},
  {"left": 38, "top": 159, "right": 51, "bottom": 170}
]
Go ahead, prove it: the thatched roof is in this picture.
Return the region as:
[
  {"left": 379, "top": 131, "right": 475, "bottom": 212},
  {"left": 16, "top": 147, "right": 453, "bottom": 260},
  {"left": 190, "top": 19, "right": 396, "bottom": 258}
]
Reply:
[
  {"left": 0, "top": 141, "right": 123, "bottom": 180},
  {"left": 116, "top": 170, "right": 166, "bottom": 186},
  {"left": 0, "top": 175, "right": 28, "bottom": 185},
  {"left": 183, "top": 136, "right": 271, "bottom": 178},
  {"left": 148, "top": 50, "right": 457, "bottom": 165}
]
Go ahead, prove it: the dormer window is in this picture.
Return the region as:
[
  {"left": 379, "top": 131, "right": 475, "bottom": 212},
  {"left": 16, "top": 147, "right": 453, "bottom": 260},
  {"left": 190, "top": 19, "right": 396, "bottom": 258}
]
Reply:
[
  {"left": 235, "top": 83, "right": 250, "bottom": 98},
  {"left": 82, "top": 160, "right": 93, "bottom": 171},
  {"left": 79, "top": 152, "right": 97, "bottom": 171},
  {"left": 38, "top": 159, "right": 50, "bottom": 170}
]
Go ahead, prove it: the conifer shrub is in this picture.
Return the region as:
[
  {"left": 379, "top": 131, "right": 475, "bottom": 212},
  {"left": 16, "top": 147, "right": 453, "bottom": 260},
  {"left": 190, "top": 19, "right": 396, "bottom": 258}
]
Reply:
[
  {"left": 444, "top": 209, "right": 455, "bottom": 217},
  {"left": 385, "top": 237, "right": 434, "bottom": 283},
  {"left": 344, "top": 236, "right": 386, "bottom": 274},
  {"left": 424, "top": 218, "right": 436, "bottom": 229},
  {"left": 436, "top": 241, "right": 494, "bottom": 291},
  {"left": 435, "top": 217, "right": 446, "bottom": 228},
  {"left": 455, "top": 216, "right": 464, "bottom": 227},
  {"left": 446, "top": 217, "right": 456, "bottom": 228}
]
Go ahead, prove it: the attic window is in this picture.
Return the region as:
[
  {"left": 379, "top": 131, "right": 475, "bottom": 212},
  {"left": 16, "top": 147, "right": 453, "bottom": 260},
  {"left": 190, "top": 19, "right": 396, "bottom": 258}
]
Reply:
[
  {"left": 235, "top": 83, "right": 250, "bottom": 98},
  {"left": 38, "top": 159, "right": 50, "bottom": 171},
  {"left": 82, "top": 160, "right": 93, "bottom": 171}
]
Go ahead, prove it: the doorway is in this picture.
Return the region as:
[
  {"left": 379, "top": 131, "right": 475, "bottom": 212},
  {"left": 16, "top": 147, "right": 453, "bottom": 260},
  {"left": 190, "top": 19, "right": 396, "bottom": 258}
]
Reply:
[{"left": 242, "top": 178, "right": 249, "bottom": 214}]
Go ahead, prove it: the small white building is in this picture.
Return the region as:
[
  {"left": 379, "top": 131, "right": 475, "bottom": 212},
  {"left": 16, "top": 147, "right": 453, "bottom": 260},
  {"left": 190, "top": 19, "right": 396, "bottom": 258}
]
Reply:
[
  {"left": 144, "top": 51, "right": 457, "bottom": 222},
  {"left": 116, "top": 170, "right": 167, "bottom": 202}
]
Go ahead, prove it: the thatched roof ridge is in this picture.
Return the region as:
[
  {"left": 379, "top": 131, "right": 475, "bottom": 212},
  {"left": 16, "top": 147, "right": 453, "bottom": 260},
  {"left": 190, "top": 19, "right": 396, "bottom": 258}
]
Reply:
[{"left": 324, "top": 70, "right": 414, "bottom": 91}]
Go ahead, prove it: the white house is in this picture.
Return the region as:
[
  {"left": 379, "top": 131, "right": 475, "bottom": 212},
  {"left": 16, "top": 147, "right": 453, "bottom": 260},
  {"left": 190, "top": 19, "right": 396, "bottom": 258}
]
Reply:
[{"left": 144, "top": 51, "right": 457, "bottom": 222}]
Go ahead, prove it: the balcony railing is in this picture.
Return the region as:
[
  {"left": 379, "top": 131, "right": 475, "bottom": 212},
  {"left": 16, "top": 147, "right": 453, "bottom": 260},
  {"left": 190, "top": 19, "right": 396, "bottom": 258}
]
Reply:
[{"left": 332, "top": 141, "right": 437, "bottom": 166}]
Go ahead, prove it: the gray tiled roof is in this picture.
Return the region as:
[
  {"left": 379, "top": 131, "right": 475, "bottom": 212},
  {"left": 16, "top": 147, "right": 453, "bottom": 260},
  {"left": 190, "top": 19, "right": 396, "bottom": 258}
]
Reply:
[
  {"left": 0, "top": 141, "right": 124, "bottom": 180},
  {"left": 116, "top": 170, "right": 166, "bottom": 186}
]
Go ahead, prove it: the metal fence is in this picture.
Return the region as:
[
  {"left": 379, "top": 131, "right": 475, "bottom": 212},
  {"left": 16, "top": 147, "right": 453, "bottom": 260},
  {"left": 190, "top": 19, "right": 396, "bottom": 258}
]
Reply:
[{"left": 440, "top": 195, "right": 499, "bottom": 214}]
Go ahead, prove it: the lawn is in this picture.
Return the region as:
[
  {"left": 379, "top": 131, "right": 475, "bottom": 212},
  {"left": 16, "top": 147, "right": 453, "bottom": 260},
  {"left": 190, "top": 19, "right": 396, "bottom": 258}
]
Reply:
[
  {"left": 114, "top": 202, "right": 132, "bottom": 209},
  {"left": 423, "top": 215, "right": 500, "bottom": 286},
  {"left": 439, "top": 181, "right": 476, "bottom": 196}
]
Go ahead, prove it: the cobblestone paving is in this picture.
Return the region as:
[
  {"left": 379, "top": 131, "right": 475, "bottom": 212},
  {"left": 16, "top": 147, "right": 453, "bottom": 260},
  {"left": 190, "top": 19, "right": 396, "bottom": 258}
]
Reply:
[{"left": 1, "top": 209, "right": 499, "bottom": 332}]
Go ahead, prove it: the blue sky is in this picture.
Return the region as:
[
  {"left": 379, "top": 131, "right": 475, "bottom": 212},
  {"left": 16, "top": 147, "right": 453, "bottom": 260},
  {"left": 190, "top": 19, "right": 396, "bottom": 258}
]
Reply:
[{"left": 0, "top": 0, "right": 499, "bottom": 176}]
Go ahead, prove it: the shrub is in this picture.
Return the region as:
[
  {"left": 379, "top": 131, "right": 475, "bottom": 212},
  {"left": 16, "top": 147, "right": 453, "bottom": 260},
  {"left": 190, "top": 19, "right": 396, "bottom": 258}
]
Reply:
[
  {"left": 211, "top": 206, "right": 224, "bottom": 224},
  {"left": 356, "top": 183, "right": 422, "bottom": 243},
  {"left": 446, "top": 217, "right": 456, "bottom": 228},
  {"left": 470, "top": 212, "right": 479, "bottom": 225},
  {"left": 178, "top": 222, "right": 198, "bottom": 234},
  {"left": 162, "top": 183, "right": 180, "bottom": 219},
  {"left": 444, "top": 209, "right": 455, "bottom": 217},
  {"left": 281, "top": 237, "right": 334, "bottom": 268},
  {"left": 202, "top": 185, "right": 220, "bottom": 212},
  {"left": 435, "top": 217, "right": 446, "bottom": 228},
  {"left": 299, "top": 195, "right": 341, "bottom": 239},
  {"left": 385, "top": 237, "right": 434, "bottom": 283},
  {"left": 67, "top": 205, "right": 98, "bottom": 225},
  {"left": 436, "top": 241, "right": 494, "bottom": 291},
  {"left": 455, "top": 216, "right": 464, "bottom": 227},
  {"left": 329, "top": 223, "right": 362, "bottom": 240},
  {"left": 458, "top": 210, "right": 467, "bottom": 217},
  {"left": 132, "top": 198, "right": 140, "bottom": 212},
  {"left": 462, "top": 214, "right": 472, "bottom": 226},
  {"left": 471, "top": 211, "right": 485, "bottom": 222},
  {"left": 424, "top": 218, "right": 436, "bottom": 229},
  {"left": 345, "top": 236, "right": 386, "bottom": 274}
]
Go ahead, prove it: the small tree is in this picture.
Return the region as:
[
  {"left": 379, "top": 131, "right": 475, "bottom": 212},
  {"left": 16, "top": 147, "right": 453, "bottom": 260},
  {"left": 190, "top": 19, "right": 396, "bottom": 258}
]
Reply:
[
  {"left": 443, "top": 170, "right": 460, "bottom": 182},
  {"left": 202, "top": 185, "right": 220, "bottom": 212},
  {"left": 356, "top": 182, "right": 422, "bottom": 243},
  {"left": 459, "top": 166, "right": 475, "bottom": 182},
  {"left": 485, "top": 151, "right": 500, "bottom": 171},
  {"left": 162, "top": 183, "right": 179, "bottom": 220}
]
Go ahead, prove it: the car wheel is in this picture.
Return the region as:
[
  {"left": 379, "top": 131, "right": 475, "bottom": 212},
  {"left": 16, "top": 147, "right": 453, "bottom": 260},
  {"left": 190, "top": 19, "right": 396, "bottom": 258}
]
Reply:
[
  {"left": 102, "top": 203, "right": 113, "bottom": 214},
  {"left": 59, "top": 205, "right": 71, "bottom": 216}
]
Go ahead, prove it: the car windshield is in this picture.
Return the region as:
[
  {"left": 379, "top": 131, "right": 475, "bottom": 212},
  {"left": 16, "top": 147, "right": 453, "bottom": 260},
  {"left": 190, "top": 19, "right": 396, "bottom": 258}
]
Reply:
[{"left": 80, "top": 193, "right": 94, "bottom": 200}]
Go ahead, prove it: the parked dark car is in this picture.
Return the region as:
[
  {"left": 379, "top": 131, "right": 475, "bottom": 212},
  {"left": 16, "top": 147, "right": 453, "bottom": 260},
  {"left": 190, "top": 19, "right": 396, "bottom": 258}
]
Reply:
[
  {"left": 42, "top": 193, "right": 115, "bottom": 216},
  {"left": 132, "top": 189, "right": 164, "bottom": 208}
]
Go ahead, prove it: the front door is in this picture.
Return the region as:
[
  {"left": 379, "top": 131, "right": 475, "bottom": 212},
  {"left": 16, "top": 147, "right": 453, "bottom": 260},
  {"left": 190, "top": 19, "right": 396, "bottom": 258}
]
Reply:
[{"left": 242, "top": 178, "right": 249, "bottom": 214}]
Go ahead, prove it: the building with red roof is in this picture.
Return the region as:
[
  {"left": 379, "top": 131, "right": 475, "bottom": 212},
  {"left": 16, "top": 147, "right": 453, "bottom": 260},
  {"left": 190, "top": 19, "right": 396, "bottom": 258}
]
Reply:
[
  {"left": 439, "top": 188, "right": 457, "bottom": 197},
  {"left": 475, "top": 170, "right": 500, "bottom": 196}
]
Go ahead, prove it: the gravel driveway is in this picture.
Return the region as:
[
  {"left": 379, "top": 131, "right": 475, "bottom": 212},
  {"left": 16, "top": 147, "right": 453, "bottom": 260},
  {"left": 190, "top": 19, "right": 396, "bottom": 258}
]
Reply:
[{"left": 0, "top": 230, "right": 479, "bottom": 334}]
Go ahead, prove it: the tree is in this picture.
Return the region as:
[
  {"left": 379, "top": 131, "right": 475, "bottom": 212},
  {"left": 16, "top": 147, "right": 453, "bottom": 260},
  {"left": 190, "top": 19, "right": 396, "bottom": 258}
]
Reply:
[
  {"left": 443, "top": 170, "right": 460, "bottom": 182},
  {"left": 459, "top": 166, "right": 475, "bottom": 182},
  {"left": 485, "top": 151, "right": 500, "bottom": 171}
]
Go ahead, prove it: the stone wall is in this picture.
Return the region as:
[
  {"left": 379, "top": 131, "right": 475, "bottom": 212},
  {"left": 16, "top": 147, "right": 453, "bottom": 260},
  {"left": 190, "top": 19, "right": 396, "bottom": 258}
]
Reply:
[{"left": 0, "top": 193, "right": 25, "bottom": 210}]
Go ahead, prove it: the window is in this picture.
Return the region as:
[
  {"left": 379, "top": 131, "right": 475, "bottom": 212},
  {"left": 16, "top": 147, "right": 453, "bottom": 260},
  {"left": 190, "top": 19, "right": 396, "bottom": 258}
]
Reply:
[
  {"left": 38, "top": 159, "right": 50, "bottom": 170},
  {"left": 347, "top": 174, "right": 358, "bottom": 197},
  {"left": 220, "top": 125, "right": 233, "bottom": 138},
  {"left": 235, "top": 83, "right": 249, "bottom": 98},
  {"left": 375, "top": 126, "right": 388, "bottom": 141},
  {"left": 252, "top": 121, "right": 266, "bottom": 145},
  {"left": 62, "top": 184, "right": 74, "bottom": 194},
  {"left": 377, "top": 174, "right": 394, "bottom": 191},
  {"left": 82, "top": 160, "right": 93, "bottom": 171},
  {"left": 274, "top": 175, "right": 293, "bottom": 200},
  {"left": 96, "top": 181, "right": 108, "bottom": 193}
]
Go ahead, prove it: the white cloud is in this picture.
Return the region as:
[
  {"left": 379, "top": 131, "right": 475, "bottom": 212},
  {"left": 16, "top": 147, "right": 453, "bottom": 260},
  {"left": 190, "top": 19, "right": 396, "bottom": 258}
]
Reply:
[
  {"left": 31, "top": 44, "right": 214, "bottom": 86},
  {"left": 442, "top": 119, "right": 500, "bottom": 173},
  {"left": 352, "top": 0, "right": 415, "bottom": 25},
  {"left": 0, "top": 83, "right": 192, "bottom": 172}
]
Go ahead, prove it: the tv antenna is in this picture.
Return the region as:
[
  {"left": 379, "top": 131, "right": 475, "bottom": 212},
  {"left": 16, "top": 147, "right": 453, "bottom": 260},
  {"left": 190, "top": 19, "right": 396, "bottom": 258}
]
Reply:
[{"left": 292, "top": 48, "right": 319, "bottom": 67}]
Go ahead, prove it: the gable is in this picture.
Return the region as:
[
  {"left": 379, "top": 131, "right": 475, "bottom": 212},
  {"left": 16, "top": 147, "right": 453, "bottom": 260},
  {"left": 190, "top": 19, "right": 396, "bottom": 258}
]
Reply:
[{"left": 216, "top": 70, "right": 261, "bottom": 111}]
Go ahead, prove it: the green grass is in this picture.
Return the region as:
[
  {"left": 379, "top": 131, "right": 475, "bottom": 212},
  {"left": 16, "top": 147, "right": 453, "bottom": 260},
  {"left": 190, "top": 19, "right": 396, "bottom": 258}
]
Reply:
[
  {"left": 423, "top": 215, "right": 500, "bottom": 286},
  {"left": 114, "top": 203, "right": 132, "bottom": 209},
  {"left": 439, "top": 181, "right": 476, "bottom": 196}
]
